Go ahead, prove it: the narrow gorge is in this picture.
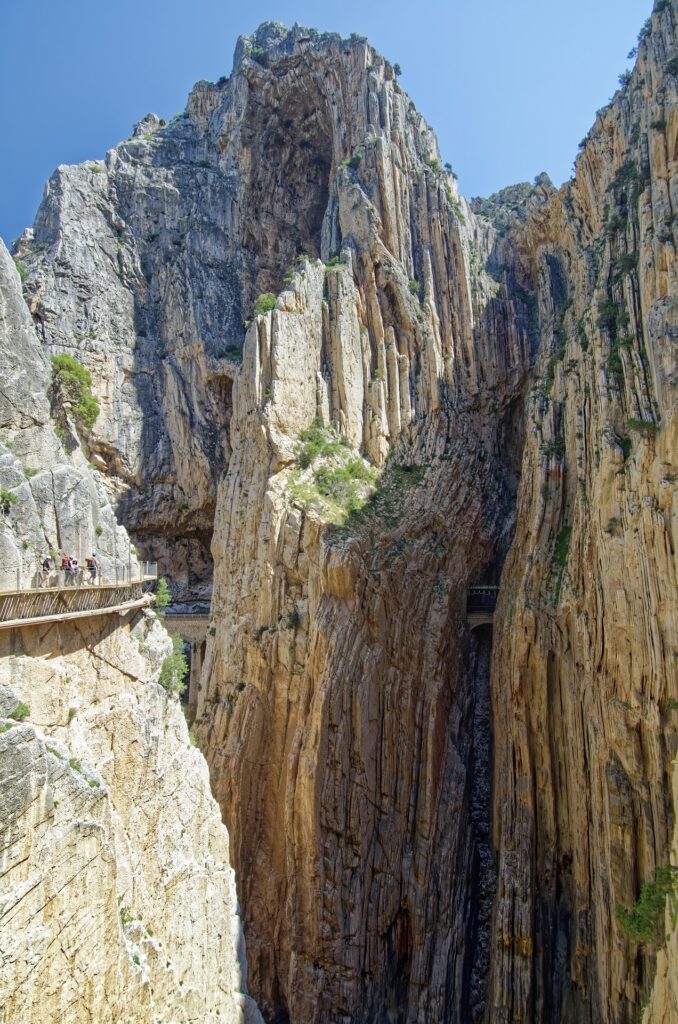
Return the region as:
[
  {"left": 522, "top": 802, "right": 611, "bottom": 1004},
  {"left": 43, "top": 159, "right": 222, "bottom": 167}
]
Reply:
[{"left": 2, "top": 3, "right": 678, "bottom": 1022}]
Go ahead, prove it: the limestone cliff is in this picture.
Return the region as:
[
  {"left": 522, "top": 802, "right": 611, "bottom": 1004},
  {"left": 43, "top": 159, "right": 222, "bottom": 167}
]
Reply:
[
  {"left": 194, "top": 11, "right": 678, "bottom": 1024},
  {"left": 487, "top": 4, "right": 678, "bottom": 1019},
  {"left": 8, "top": 5, "right": 678, "bottom": 1023},
  {"left": 0, "top": 241, "right": 137, "bottom": 591},
  {"left": 193, "top": 25, "right": 533, "bottom": 1024},
  {"left": 0, "top": 243, "right": 261, "bottom": 1024}
]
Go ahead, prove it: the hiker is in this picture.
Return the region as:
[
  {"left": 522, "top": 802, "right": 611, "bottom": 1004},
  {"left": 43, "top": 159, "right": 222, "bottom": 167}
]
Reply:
[
  {"left": 40, "top": 556, "right": 52, "bottom": 588},
  {"left": 85, "top": 551, "right": 98, "bottom": 585},
  {"left": 71, "top": 556, "right": 80, "bottom": 585},
  {"left": 64, "top": 555, "right": 75, "bottom": 586},
  {"left": 61, "top": 553, "right": 72, "bottom": 586}
]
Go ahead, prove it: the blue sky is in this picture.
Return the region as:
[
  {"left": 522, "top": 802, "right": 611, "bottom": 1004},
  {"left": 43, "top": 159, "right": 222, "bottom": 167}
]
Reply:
[{"left": 0, "top": 0, "right": 651, "bottom": 245}]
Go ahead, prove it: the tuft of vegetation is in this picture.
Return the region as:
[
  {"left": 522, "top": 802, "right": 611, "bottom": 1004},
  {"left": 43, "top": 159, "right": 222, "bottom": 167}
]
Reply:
[
  {"left": 408, "top": 278, "right": 422, "bottom": 298},
  {"left": 313, "top": 459, "right": 377, "bottom": 515},
  {"left": 618, "top": 70, "right": 633, "bottom": 89},
  {"left": 627, "top": 417, "right": 660, "bottom": 434},
  {"left": 619, "top": 435, "right": 632, "bottom": 461},
  {"left": 254, "top": 293, "right": 276, "bottom": 317},
  {"left": 13, "top": 258, "right": 27, "bottom": 282},
  {"left": 666, "top": 57, "right": 678, "bottom": 77},
  {"left": 332, "top": 460, "right": 427, "bottom": 534},
  {"left": 551, "top": 525, "right": 572, "bottom": 602},
  {"left": 0, "top": 722, "right": 16, "bottom": 734},
  {"left": 393, "top": 63, "right": 402, "bottom": 76},
  {"left": 0, "top": 488, "right": 18, "bottom": 516},
  {"left": 154, "top": 577, "right": 171, "bottom": 615},
  {"left": 288, "top": 421, "right": 380, "bottom": 524},
  {"left": 9, "top": 702, "right": 30, "bottom": 721},
  {"left": 158, "top": 634, "right": 188, "bottom": 698},
  {"left": 324, "top": 252, "right": 343, "bottom": 270},
  {"left": 611, "top": 252, "right": 637, "bottom": 279},
  {"left": 541, "top": 434, "right": 566, "bottom": 459},
  {"left": 119, "top": 905, "right": 135, "bottom": 929},
  {"left": 50, "top": 354, "right": 100, "bottom": 430},
  {"left": 296, "top": 418, "right": 349, "bottom": 469},
  {"left": 552, "top": 526, "right": 572, "bottom": 570},
  {"left": 616, "top": 865, "right": 678, "bottom": 943},
  {"left": 597, "top": 298, "right": 621, "bottom": 334}
]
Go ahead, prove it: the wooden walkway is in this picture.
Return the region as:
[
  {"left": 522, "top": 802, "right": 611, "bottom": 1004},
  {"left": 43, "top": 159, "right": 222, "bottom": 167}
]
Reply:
[{"left": 0, "top": 579, "right": 155, "bottom": 631}]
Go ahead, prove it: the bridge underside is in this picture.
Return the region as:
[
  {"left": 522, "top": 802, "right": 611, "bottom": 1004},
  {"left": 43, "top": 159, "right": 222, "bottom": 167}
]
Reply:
[
  {"left": 467, "top": 611, "right": 494, "bottom": 630},
  {"left": 164, "top": 614, "right": 210, "bottom": 721}
]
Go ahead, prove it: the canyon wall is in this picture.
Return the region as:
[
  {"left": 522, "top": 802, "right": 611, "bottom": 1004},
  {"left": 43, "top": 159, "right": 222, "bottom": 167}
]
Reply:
[
  {"left": 488, "top": 4, "right": 678, "bottom": 1020},
  {"left": 193, "top": 25, "right": 535, "bottom": 1024},
  {"left": 0, "top": 242, "right": 261, "bottom": 1024},
  {"left": 7, "top": 5, "right": 678, "bottom": 1022},
  {"left": 195, "top": 11, "right": 678, "bottom": 1024}
]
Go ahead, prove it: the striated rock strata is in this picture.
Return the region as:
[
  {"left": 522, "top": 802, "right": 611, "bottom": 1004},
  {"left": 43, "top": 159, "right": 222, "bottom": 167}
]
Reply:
[
  {"left": 194, "top": 10, "right": 678, "bottom": 1024},
  {"left": 488, "top": 6, "right": 678, "bottom": 1020},
  {"left": 8, "top": 5, "right": 678, "bottom": 1023},
  {"left": 195, "top": 23, "right": 533, "bottom": 1024},
  {"left": 0, "top": 242, "right": 261, "bottom": 1024}
]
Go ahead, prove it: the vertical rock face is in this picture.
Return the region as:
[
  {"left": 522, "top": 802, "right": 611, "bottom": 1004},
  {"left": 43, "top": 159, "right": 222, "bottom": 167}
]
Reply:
[
  {"left": 193, "top": 10, "right": 678, "bottom": 1024},
  {"left": 0, "top": 242, "right": 261, "bottom": 1024},
  {"left": 488, "top": 5, "right": 678, "bottom": 1020},
  {"left": 191, "top": 27, "right": 534, "bottom": 1024},
  {"left": 0, "top": 240, "right": 137, "bottom": 590},
  {"left": 9, "top": 5, "right": 678, "bottom": 1023},
  {"left": 0, "top": 622, "right": 260, "bottom": 1024}
]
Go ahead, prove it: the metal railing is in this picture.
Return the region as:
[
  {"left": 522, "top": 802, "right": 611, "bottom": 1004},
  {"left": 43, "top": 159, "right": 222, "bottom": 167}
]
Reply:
[
  {"left": 466, "top": 586, "right": 499, "bottom": 614},
  {"left": 8, "top": 561, "right": 158, "bottom": 594}
]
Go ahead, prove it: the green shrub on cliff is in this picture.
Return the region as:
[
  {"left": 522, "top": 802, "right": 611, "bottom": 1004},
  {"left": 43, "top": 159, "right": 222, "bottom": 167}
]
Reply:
[
  {"left": 50, "top": 354, "right": 100, "bottom": 430},
  {"left": 154, "top": 577, "right": 171, "bottom": 615},
  {"left": 9, "top": 702, "right": 30, "bottom": 721},
  {"left": 158, "top": 634, "right": 188, "bottom": 698},
  {"left": 0, "top": 488, "right": 17, "bottom": 516},
  {"left": 616, "top": 865, "right": 678, "bottom": 943},
  {"left": 296, "top": 419, "right": 349, "bottom": 469},
  {"left": 254, "top": 293, "right": 276, "bottom": 316}
]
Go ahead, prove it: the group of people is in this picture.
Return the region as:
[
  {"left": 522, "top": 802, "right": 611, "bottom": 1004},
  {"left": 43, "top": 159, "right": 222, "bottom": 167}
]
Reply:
[{"left": 39, "top": 551, "right": 99, "bottom": 588}]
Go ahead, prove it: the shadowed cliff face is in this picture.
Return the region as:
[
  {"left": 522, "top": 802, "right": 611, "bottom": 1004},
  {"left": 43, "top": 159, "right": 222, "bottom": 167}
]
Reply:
[
  {"left": 11, "top": 6, "right": 678, "bottom": 1023},
  {"left": 488, "top": 5, "right": 678, "bottom": 1020}
]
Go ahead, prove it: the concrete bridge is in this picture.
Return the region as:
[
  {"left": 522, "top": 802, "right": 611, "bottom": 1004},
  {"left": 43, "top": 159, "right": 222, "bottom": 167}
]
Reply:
[{"left": 164, "top": 612, "right": 210, "bottom": 721}]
